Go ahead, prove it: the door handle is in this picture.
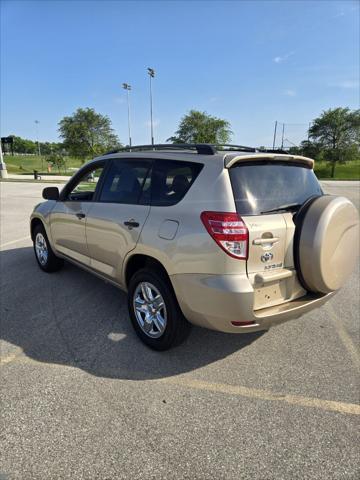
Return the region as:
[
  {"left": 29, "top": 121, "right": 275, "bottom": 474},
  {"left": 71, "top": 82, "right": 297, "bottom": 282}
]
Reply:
[
  {"left": 253, "top": 237, "right": 279, "bottom": 245},
  {"left": 76, "top": 213, "right": 86, "bottom": 219},
  {"left": 124, "top": 219, "right": 140, "bottom": 229}
]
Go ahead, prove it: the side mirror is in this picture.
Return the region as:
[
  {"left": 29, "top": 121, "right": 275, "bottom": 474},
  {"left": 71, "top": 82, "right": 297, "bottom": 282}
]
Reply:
[{"left": 42, "top": 187, "right": 59, "bottom": 201}]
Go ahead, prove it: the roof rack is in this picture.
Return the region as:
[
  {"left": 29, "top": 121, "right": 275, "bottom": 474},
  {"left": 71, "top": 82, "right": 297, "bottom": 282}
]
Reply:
[
  {"left": 103, "top": 143, "right": 256, "bottom": 156},
  {"left": 104, "top": 144, "right": 216, "bottom": 155},
  {"left": 215, "top": 144, "right": 256, "bottom": 152},
  {"left": 256, "top": 148, "right": 290, "bottom": 154}
]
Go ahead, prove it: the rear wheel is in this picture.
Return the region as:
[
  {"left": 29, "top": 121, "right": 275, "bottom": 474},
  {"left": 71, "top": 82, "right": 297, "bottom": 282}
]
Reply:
[
  {"left": 33, "top": 224, "right": 64, "bottom": 273},
  {"left": 128, "top": 268, "right": 191, "bottom": 350}
]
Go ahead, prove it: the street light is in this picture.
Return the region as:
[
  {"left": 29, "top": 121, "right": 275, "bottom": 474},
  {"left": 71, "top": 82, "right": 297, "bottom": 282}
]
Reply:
[
  {"left": 34, "top": 120, "right": 43, "bottom": 170},
  {"left": 122, "top": 83, "right": 132, "bottom": 148},
  {"left": 147, "top": 67, "right": 155, "bottom": 146}
]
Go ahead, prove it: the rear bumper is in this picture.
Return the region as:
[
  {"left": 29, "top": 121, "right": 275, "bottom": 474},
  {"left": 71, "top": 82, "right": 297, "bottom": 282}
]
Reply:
[{"left": 170, "top": 273, "right": 334, "bottom": 333}]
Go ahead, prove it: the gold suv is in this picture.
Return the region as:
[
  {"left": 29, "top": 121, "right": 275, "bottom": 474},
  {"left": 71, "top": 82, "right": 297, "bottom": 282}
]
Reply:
[{"left": 30, "top": 144, "right": 359, "bottom": 350}]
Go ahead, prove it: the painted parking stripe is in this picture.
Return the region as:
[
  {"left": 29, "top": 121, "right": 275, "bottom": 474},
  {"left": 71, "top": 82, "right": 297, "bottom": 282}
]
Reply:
[
  {"left": 0, "top": 236, "right": 30, "bottom": 248},
  {"left": 163, "top": 377, "right": 360, "bottom": 416},
  {"left": 0, "top": 348, "right": 23, "bottom": 365},
  {"left": 1, "top": 354, "right": 359, "bottom": 415},
  {"left": 326, "top": 303, "right": 360, "bottom": 369}
]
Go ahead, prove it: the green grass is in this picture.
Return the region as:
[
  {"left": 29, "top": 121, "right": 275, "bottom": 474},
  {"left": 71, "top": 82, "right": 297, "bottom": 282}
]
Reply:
[
  {"left": 4, "top": 154, "right": 83, "bottom": 175},
  {"left": 4, "top": 154, "right": 360, "bottom": 180},
  {"left": 0, "top": 178, "right": 67, "bottom": 184},
  {"left": 314, "top": 160, "right": 360, "bottom": 180}
]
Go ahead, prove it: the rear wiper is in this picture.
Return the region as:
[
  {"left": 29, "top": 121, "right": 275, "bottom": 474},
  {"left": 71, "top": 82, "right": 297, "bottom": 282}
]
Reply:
[{"left": 261, "top": 203, "right": 302, "bottom": 214}]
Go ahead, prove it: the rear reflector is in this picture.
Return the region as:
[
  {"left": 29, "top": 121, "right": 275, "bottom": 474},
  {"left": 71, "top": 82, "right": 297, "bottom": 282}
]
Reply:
[
  {"left": 200, "top": 211, "right": 249, "bottom": 259},
  {"left": 231, "top": 321, "right": 256, "bottom": 326}
]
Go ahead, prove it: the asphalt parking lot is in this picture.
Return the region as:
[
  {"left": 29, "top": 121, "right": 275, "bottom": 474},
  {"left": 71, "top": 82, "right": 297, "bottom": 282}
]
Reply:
[{"left": 0, "top": 180, "right": 359, "bottom": 480}]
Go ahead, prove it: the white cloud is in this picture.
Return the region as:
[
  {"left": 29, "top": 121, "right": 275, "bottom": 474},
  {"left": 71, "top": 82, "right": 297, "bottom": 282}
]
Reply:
[
  {"left": 329, "top": 80, "right": 359, "bottom": 89},
  {"left": 333, "top": 11, "right": 345, "bottom": 18},
  {"left": 273, "top": 51, "right": 295, "bottom": 64},
  {"left": 209, "top": 96, "right": 218, "bottom": 103},
  {"left": 283, "top": 89, "right": 297, "bottom": 97}
]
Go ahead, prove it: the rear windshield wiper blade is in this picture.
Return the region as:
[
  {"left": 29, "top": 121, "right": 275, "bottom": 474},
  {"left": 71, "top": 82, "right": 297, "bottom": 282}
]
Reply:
[{"left": 261, "top": 203, "right": 302, "bottom": 214}]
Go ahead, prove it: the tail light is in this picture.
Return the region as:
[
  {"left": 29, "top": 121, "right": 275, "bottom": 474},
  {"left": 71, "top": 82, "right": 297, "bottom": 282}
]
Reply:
[{"left": 200, "top": 211, "right": 249, "bottom": 259}]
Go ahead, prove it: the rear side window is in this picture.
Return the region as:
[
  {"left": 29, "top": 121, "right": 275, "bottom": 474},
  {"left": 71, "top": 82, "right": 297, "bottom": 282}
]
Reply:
[
  {"left": 229, "top": 162, "right": 322, "bottom": 215},
  {"left": 151, "top": 160, "right": 203, "bottom": 206},
  {"left": 99, "top": 160, "right": 152, "bottom": 205}
]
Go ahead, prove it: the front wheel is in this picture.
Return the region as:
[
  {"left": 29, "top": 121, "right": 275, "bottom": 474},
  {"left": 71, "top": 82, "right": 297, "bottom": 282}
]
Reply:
[
  {"left": 127, "top": 268, "right": 191, "bottom": 350},
  {"left": 33, "top": 224, "right": 64, "bottom": 273}
]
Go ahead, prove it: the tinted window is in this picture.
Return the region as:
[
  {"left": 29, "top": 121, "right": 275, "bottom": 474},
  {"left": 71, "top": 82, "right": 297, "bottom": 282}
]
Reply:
[
  {"left": 67, "top": 166, "right": 104, "bottom": 202},
  {"left": 229, "top": 162, "right": 323, "bottom": 215},
  {"left": 99, "top": 160, "right": 152, "bottom": 204},
  {"left": 151, "top": 160, "right": 203, "bottom": 206}
]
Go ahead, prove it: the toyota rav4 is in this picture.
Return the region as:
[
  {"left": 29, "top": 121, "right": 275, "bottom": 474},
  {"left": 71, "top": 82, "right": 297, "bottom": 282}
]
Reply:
[{"left": 30, "top": 144, "right": 359, "bottom": 350}]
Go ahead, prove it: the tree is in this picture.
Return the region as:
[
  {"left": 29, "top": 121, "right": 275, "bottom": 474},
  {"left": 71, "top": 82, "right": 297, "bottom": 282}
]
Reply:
[
  {"left": 7, "top": 135, "right": 64, "bottom": 156},
  {"left": 46, "top": 152, "right": 66, "bottom": 173},
  {"left": 167, "top": 110, "right": 232, "bottom": 144},
  {"left": 11, "top": 136, "right": 37, "bottom": 154},
  {"left": 309, "top": 107, "right": 360, "bottom": 177},
  {"left": 289, "top": 140, "right": 324, "bottom": 160},
  {"left": 40, "top": 141, "right": 64, "bottom": 156},
  {"left": 58, "top": 108, "right": 121, "bottom": 160}
]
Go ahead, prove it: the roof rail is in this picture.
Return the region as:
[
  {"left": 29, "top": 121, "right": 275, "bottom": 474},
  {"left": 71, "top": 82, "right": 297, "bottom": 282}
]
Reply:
[
  {"left": 104, "top": 143, "right": 216, "bottom": 155},
  {"left": 103, "top": 143, "right": 257, "bottom": 156},
  {"left": 215, "top": 144, "right": 256, "bottom": 152},
  {"left": 256, "top": 148, "right": 290, "bottom": 154}
]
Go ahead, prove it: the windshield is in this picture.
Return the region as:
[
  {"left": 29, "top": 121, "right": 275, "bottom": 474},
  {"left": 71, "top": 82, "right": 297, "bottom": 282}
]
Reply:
[{"left": 229, "top": 161, "right": 322, "bottom": 215}]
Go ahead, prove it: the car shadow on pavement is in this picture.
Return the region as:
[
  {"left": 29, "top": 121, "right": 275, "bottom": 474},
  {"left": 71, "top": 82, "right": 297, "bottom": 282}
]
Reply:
[{"left": 0, "top": 247, "right": 263, "bottom": 380}]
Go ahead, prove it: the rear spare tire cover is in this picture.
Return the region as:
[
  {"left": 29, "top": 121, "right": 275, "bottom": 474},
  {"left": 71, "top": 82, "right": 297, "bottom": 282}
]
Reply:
[{"left": 296, "top": 195, "right": 359, "bottom": 293}]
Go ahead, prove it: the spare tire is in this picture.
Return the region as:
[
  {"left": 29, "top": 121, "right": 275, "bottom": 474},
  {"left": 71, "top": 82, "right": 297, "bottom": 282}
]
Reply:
[{"left": 294, "top": 195, "right": 359, "bottom": 294}]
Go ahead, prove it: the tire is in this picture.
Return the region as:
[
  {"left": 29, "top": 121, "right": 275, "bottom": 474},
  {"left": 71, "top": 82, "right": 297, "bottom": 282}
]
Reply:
[
  {"left": 294, "top": 195, "right": 359, "bottom": 293},
  {"left": 33, "top": 224, "right": 64, "bottom": 273},
  {"left": 127, "top": 268, "right": 191, "bottom": 350}
]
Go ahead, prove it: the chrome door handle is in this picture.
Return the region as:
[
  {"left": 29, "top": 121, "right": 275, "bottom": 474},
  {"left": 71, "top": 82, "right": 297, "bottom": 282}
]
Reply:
[
  {"left": 124, "top": 219, "right": 140, "bottom": 229},
  {"left": 253, "top": 237, "right": 279, "bottom": 245},
  {"left": 76, "top": 213, "right": 86, "bottom": 219}
]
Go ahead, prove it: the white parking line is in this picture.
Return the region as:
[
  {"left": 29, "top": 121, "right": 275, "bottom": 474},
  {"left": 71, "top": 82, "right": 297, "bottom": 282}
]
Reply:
[
  {"left": 1, "top": 353, "right": 359, "bottom": 416},
  {"left": 326, "top": 303, "right": 360, "bottom": 368},
  {"left": 0, "top": 236, "right": 31, "bottom": 248},
  {"left": 163, "top": 377, "right": 360, "bottom": 416}
]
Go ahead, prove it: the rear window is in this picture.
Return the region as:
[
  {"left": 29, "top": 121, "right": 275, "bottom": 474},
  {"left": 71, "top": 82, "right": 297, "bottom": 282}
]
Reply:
[
  {"left": 229, "top": 161, "right": 322, "bottom": 215},
  {"left": 151, "top": 160, "right": 203, "bottom": 206}
]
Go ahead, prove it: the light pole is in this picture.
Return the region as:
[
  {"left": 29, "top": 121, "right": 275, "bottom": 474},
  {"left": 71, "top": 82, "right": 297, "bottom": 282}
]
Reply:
[
  {"left": 35, "top": 120, "right": 43, "bottom": 170},
  {"left": 272, "top": 121, "right": 278, "bottom": 149},
  {"left": 147, "top": 67, "right": 155, "bottom": 146},
  {"left": 0, "top": 140, "right": 8, "bottom": 179},
  {"left": 280, "top": 123, "right": 285, "bottom": 150},
  {"left": 122, "top": 83, "right": 132, "bottom": 148}
]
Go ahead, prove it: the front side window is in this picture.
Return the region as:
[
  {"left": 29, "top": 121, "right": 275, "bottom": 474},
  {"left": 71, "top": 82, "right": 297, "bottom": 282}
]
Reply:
[
  {"left": 99, "top": 160, "right": 152, "bottom": 205},
  {"left": 67, "top": 166, "right": 104, "bottom": 201},
  {"left": 151, "top": 160, "right": 203, "bottom": 206}
]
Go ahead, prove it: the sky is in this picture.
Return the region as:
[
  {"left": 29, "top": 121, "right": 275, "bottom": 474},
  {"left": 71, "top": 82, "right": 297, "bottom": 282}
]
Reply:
[{"left": 1, "top": 0, "right": 359, "bottom": 148}]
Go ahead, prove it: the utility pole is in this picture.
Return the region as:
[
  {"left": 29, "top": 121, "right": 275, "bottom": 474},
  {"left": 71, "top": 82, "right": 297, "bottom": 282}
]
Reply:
[
  {"left": 0, "top": 140, "right": 8, "bottom": 179},
  {"left": 281, "top": 123, "right": 285, "bottom": 150},
  {"left": 272, "top": 121, "right": 278, "bottom": 149},
  {"left": 147, "top": 67, "right": 155, "bottom": 146},
  {"left": 122, "top": 83, "right": 132, "bottom": 148},
  {"left": 35, "top": 120, "right": 43, "bottom": 171}
]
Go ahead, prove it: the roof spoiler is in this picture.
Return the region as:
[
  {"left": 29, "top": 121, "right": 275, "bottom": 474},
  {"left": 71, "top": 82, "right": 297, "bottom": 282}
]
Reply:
[{"left": 224, "top": 153, "right": 314, "bottom": 169}]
